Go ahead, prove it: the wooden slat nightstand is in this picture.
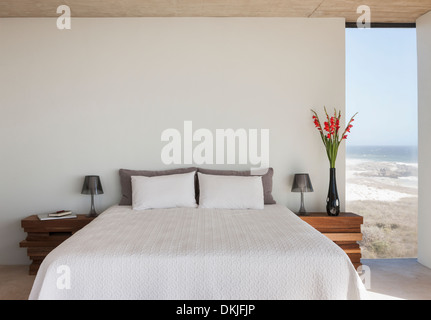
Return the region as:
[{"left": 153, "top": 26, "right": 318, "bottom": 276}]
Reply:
[
  {"left": 20, "top": 215, "right": 95, "bottom": 275},
  {"left": 299, "top": 212, "right": 363, "bottom": 270}
]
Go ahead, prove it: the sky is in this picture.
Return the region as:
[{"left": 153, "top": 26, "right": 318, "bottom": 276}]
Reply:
[{"left": 346, "top": 28, "right": 418, "bottom": 146}]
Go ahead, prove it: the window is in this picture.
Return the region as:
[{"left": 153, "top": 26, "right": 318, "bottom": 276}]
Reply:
[{"left": 346, "top": 28, "right": 418, "bottom": 259}]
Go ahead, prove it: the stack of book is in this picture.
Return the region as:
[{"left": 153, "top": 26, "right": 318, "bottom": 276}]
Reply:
[{"left": 37, "top": 210, "right": 77, "bottom": 220}]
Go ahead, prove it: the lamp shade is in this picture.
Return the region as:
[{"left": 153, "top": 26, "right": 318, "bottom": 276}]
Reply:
[
  {"left": 81, "top": 176, "right": 104, "bottom": 195},
  {"left": 291, "top": 174, "right": 313, "bottom": 193}
]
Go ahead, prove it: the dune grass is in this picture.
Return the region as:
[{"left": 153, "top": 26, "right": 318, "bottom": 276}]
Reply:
[
  {"left": 346, "top": 160, "right": 418, "bottom": 259},
  {"left": 347, "top": 198, "right": 417, "bottom": 258}
]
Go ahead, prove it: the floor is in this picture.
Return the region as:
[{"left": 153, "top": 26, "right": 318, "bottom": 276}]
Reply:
[
  {"left": 361, "top": 258, "right": 431, "bottom": 300},
  {"left": 0, "top": 265, "right": 35, "bottom": 300},
  {"left": 1, "top": 259, "right": 431, "bottom": 300}
]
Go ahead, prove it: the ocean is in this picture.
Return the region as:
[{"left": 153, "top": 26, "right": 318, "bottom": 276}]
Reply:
[{"left": 346, "top": 145, "right": 418, "bottom": 164}]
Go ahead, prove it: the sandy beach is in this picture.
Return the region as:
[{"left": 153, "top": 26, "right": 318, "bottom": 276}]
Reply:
[{"left": 346, "top": 159, "right": 418, "bottom": 259}]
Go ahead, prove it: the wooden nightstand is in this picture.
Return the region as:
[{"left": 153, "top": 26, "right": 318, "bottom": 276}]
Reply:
[
  {"left": 20, "top": 215, "right": 95, "bottom": 275},
  {"left": 299, "top": 212, "right": 363, "bottom": 269}
]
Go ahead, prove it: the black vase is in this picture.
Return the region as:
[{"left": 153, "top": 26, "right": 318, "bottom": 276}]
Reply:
[{"left": 326, "top": 168, "right": 340, "bottom": 216}]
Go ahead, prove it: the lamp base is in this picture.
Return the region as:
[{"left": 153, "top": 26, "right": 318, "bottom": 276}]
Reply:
[
  {"left": 86, "top": 211, "right": 98, "bottom": 218},
  {"left": 297, "top": 210, "right": 309, "bottom": 217},
  {"left": 296, "top": 192, "right": 309, "bottom": 216},
  {"left": 87, "top": 194, "right": 98, "bottom": 217}
]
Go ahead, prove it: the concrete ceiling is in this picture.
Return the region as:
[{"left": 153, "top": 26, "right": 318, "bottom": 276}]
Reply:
[{"left": 0, "top": 0, "right": 430, "bottom": 23}]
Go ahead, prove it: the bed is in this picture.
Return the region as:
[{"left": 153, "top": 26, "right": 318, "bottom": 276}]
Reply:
[{"left": 29, "top": 204, "right": 366, "bottom": 300}]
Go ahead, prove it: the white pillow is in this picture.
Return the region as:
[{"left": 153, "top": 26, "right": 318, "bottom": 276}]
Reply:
[
  {"left": 131, "top": 171, "right": 197, "bottom": 210},
  {"left": 198, "top": 172, "right": 264, "bottom": 209}
]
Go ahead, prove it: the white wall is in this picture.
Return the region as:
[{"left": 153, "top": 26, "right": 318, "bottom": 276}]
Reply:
[
  {"left": 417, "top": 11, "right": 431, "bottom": 268},
  {"left": 0, "top": 18, "right": 346, "bottom": 264}
]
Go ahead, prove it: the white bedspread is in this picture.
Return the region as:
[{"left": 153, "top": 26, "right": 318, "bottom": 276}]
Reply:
[{"left": 29, "top": 205, "right": 366, "bottom": 300}]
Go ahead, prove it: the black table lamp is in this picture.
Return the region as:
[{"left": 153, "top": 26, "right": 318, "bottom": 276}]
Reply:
[
  {"left": 291, "top": 173, "right": 313, "bottom": 216},
  {"left": 81, "top": 175, "right": 104, "bottom": 217}
]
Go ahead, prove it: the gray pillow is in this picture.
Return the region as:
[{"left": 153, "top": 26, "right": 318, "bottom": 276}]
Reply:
[
  {"left": 197, "top": 168, "right": 276, "bottom": 204},
  {"left": 119, "top": 167, "right": 198, "bottom": 205}
]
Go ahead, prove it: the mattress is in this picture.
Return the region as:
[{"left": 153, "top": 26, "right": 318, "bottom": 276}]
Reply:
[{"left": 29, "top": 205, "right": 366, "bottom": 300}]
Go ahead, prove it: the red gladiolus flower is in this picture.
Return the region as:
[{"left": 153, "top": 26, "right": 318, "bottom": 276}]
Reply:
[{"left": 311, "top": 107, "right": 358, "bottom": 168}]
